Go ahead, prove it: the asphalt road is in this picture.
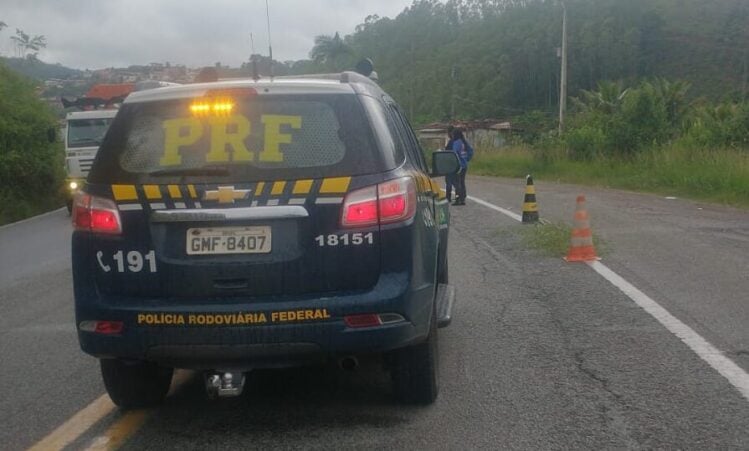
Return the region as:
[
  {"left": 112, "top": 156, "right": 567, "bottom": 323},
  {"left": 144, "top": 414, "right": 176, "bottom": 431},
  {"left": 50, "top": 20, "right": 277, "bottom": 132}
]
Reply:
[{"left": 1, "top": 177, "right": 748, "bottom": 450}]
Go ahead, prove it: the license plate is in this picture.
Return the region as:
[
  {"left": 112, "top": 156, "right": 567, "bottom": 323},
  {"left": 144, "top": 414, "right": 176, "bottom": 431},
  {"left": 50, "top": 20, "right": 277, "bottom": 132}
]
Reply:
[{"left": 186, "top": 226, "right": 272, "bottom": 255}]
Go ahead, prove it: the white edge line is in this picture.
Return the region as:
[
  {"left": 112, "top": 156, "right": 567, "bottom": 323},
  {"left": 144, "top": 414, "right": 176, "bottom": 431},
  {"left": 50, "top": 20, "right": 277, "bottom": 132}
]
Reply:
[
  {"left": 470, "top": 194, "right": 749, "bottom": 402},
  {"left": 587, "top": 260, "right": 749, "bottom": 401},
  {"left": 0, "top": 207, "right": 66, "bottom": 230},
  {"left": 467, "top": 195, "right": 523, "bottom": 222}
]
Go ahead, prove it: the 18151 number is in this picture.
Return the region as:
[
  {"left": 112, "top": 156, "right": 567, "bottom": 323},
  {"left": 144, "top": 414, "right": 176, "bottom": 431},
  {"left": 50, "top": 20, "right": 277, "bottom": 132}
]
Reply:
[{"left": 314, "top": 232, "right": 374, "bottom": 247}]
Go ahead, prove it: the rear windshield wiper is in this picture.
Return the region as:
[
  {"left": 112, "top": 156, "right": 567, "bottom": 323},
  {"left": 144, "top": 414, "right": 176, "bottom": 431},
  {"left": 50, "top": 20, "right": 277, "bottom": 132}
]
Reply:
[{"left": 147, "top": 167, "right": 230, "bottom": 177}]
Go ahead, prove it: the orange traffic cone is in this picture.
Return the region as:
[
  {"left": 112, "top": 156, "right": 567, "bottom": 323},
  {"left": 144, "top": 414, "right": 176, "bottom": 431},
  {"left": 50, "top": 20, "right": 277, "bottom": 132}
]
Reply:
[{"left": 564, "top": 195, "right": 599, "bottom": 262}]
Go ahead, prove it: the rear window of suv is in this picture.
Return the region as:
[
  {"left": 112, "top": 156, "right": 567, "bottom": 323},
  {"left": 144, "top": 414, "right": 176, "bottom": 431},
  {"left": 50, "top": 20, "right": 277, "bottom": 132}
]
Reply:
[{"left": 89, "top": 93, "right": 399, "bottom": 184}]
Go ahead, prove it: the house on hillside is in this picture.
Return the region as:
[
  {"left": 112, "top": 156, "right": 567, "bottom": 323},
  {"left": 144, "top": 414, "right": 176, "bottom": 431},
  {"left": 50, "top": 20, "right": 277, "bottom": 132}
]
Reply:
[{"left": 417, "top": 120, "right": 516, "bottom": 150}]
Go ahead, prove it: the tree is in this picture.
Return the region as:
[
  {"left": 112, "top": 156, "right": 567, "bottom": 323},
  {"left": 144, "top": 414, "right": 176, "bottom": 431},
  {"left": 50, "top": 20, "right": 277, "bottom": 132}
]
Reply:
[
  {"left": 309, "top": 32, "right": 354, "bottom": 70},
  {"left": 0, "top": 21, "right": 6, "bottom": 56},
  {"left": 572, "top": 81, "right": 629, "bottom": 115},
  {"left": 10, "top": 29, "right": 46, "bottom": 58}
]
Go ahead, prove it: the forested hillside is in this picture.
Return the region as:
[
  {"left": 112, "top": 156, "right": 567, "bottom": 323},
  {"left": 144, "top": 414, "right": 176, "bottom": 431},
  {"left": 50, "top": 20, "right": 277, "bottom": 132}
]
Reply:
[{"left": 300, "top": 0, "right": 749, "bottom": 125}]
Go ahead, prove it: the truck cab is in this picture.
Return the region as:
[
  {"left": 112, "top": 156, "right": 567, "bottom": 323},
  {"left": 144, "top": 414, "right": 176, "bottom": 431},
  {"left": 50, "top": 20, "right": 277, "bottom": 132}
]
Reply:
[{"left": 64, "top": 109, "right": 118, "bottom": 211}]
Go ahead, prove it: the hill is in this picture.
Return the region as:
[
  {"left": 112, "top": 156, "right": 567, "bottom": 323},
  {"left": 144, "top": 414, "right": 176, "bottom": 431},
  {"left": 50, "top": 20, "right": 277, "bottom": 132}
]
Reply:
[
  {"left": 0, "top": 56, "right": 82, "bottom": 80},
  {"left": 308, "top": 0, "right": 749, "bottom": 124}
]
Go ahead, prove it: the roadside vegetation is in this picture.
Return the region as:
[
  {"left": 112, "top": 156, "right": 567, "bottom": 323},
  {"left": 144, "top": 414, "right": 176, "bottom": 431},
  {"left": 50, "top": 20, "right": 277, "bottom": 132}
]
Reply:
[
  {"left": 0, "top": 63, "right": 64, "bottom": 225},
  {"left": 472, "top": 78, "right": 749, "bottom": 207}
]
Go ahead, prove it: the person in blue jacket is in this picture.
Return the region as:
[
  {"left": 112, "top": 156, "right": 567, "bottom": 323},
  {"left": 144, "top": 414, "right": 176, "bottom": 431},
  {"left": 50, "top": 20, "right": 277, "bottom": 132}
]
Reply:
[
  {"left": 444, "top": 125, "right": 456, "bottom": 202},
  {"left": 450, "top": 128, "right": 469, "bottom": 205}
]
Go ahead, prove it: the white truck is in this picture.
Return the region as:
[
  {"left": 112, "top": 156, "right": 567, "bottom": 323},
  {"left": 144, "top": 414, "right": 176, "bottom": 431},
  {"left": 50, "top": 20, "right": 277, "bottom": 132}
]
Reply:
[
  {"left": 64, "top": 109, "right": 118, "bottom": 212},
  {"left": 63, "top": 81, "right": 178, "bottom": 211}
]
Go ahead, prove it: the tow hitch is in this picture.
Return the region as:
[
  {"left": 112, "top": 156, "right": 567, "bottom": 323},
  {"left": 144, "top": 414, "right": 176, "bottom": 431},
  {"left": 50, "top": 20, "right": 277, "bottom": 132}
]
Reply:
[{"left": 205, "top": 371, "right": 246, "bottom": 398}]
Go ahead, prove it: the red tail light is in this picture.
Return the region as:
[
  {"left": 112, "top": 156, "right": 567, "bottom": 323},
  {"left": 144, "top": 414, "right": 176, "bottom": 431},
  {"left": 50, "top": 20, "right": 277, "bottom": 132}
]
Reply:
[
  {"left": 341, "top": 185, "right": 378, "bottom": 227},
  {"left": 73, "top": 192, "right": 122, "bottom": 235},
  {"left": 341, "top": 177, "right": 416, "bottom": 228},
  {"left": 79, "top": 320, "right": 125, "bottom": 335},
  {"left": 344, "top": 314, "right": 383, "bottom": 328},
  {"left": 94, "top": 321, "right": 124, "bottom": 335}
]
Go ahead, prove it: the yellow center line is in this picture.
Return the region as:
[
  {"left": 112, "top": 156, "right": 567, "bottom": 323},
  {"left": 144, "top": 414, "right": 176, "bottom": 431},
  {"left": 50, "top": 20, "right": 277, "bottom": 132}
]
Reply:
[
  {"left": 26, "top": 395, "right": 116, "bottom": 451},
  {"left": 26, "top": 370, "right": 193, "bottom": 451},
  {"left": 83, "top": 411, "right": 149, "bottom": 451},
  {"left": 83, "top": 370, "right": 194, "bottom": 451}
]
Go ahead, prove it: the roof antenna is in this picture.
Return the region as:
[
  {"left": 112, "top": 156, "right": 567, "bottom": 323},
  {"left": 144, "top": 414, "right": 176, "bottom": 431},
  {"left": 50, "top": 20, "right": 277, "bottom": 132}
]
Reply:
[
  {"left": 265, "top": 0, "right": 274, "bottom": 80},
  {"left": 250, "top": 32, "right": 259, "bottom": 82}
]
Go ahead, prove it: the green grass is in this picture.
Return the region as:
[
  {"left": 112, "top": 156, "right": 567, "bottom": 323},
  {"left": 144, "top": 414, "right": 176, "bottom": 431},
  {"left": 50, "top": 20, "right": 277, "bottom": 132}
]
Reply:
[
  {"left": 0, "top": 191, "right": 65, "bottom": 226},
  {"left": 471, "top": 145, "right": 749, "bottom": 208},
  {"left": 516, "top": 221, "right": 609, "bottom": 258}
]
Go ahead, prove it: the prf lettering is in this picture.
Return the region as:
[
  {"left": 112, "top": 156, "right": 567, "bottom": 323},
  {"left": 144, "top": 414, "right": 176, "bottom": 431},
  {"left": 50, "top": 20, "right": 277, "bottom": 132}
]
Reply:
[{"left": 159, "top": 114, "right": 302, "bottom": 166}]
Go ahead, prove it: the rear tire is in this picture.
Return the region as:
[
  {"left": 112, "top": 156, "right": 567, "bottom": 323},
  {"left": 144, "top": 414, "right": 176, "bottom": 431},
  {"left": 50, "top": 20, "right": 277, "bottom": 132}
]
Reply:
[
  {"left": 100, "top": 359, "right": 173, "bottom": 409},
  {"left": 391, "top": 308, "right": 439, "bottom": 405}
]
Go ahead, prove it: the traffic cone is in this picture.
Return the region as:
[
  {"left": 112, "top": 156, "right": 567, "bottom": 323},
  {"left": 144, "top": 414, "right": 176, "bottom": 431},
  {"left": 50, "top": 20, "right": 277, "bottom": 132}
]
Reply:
[
  {"left": 564, "top": 195, "right": 599, "bottom": 262},
  {"left": 522, "top": 175, "right": 539, "bottom": 224}
]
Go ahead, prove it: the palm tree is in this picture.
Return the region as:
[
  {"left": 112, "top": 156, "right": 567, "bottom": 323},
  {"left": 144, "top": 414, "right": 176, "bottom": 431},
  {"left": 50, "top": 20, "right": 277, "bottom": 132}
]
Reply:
[
  {"left": 644, "top": 78, "right": 691, "bottom": 127},
  {"left": 10, "top": 28, "right": 46, "bottom": 58},
  {"left": 572, "top": 81, "right": 629, "bottom": 115},
  {"left": 309, "top": 32, "right": 353, "bottom": 70}
]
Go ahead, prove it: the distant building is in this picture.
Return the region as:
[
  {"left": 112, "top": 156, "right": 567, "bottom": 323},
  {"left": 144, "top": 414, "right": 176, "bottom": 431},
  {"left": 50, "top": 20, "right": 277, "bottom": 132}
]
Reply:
[{"left": 417, "top": 120, "right": 516, "bottom": 150}]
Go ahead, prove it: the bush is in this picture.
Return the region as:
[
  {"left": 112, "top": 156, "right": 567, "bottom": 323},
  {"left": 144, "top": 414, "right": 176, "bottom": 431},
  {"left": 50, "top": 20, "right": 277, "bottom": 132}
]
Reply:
[
  {"left": 0, "top": 63, "right": 64, "bottom": 224},
  {"left": 564, "top": 125, "right": 606, "bottom": 160}
]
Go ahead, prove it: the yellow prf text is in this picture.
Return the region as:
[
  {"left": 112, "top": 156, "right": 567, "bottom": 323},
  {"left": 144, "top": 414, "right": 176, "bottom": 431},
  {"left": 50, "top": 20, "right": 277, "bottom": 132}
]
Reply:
[{"left": 159, "top": 114, "right": 302, "bottom": 166}]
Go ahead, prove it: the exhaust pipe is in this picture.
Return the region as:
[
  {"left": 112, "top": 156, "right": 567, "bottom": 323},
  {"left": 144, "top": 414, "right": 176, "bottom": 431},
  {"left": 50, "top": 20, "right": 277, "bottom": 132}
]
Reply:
[{"left": 338, "top": 356, "right": 359, "bottom": 371}]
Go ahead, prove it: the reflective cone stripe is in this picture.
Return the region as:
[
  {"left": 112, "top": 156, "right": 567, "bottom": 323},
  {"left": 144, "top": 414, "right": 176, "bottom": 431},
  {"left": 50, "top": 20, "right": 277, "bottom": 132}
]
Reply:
[
  {"left": 564, "top": 195, "right": 599, "bottom": 262},
  {"left": 522, "top": 175, "right": 540, "bottom": 224}
]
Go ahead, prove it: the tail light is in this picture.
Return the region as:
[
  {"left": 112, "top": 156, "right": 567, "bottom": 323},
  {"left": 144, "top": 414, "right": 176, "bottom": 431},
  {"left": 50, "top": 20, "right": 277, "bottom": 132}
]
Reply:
[
  {"left": 79, "top": 320, "right": 124, "bottom": 335},
  {"left": 72, "top": 192, "right": 122, "bottom": 235},
  {"left": 341, "top": 177, "right": 416, "bottom": 228},
  {"left": 344, "top": 314, "right": 383, "bottom": 328}
]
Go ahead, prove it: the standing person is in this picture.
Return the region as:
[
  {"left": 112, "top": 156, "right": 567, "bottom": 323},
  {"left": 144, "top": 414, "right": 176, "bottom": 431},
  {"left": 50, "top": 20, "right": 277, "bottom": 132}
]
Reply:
[
  {"left": 450, "top": 128, "right": 469, "bottom": 205},
  {"left": 444, "top": 125, "right": 456, "bottom": 202}
]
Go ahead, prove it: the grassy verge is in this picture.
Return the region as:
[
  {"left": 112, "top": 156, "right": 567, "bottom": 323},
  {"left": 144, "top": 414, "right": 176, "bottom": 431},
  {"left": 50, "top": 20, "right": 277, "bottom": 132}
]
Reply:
[
  {"left": 0, "top": 191, "right": 65, "bottom": 226},
  {"left": 513, "top": 221, "right": 608, "bottom": 258},
  {"left": 471, "top": 145, "right": 749, "bottom": 208}
]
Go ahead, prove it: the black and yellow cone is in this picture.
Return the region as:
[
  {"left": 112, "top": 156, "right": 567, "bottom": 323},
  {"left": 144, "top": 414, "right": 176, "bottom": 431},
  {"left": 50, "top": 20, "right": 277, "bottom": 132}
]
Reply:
[{"left": 522, "top": 175, "right": 540, "bottom": 224}]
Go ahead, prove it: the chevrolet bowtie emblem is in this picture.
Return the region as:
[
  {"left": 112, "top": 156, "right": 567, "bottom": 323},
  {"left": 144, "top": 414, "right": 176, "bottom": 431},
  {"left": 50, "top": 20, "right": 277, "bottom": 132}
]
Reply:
[{"left": 203, "top": 186, "right": 251, "bottom": 204}]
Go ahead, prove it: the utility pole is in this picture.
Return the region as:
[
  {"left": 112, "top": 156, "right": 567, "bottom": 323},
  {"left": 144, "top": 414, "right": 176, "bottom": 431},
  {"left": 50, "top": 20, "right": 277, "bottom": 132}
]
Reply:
[
  {"left": 265, "top": 0, "right": 274, "bottom": 79},
  {"left": 742, "top": 49, "right": 748, "bottom": 102},
  {"left": 451, "top": 65, "right": 457, "bottom": 120},
  {"left": 559, "top": 1, "right": 568, "bottom": 134}
]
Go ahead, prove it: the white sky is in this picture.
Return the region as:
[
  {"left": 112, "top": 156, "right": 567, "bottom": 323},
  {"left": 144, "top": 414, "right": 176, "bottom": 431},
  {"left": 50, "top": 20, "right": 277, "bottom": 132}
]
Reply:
[{"left": 0, "top": 0, "right": 413, "bottom": 69}]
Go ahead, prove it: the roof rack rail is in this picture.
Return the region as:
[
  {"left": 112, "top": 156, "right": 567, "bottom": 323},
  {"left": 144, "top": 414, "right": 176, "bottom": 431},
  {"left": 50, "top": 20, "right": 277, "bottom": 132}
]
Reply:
[
  {"left": 273, "top": 73, "right": 340, "bottom": 82},
  {"left": 339, "top": 71, "right": 378, "bottom": 86},
  {"left": 273, "top": 72, "right": 379, "bottom": 86}
]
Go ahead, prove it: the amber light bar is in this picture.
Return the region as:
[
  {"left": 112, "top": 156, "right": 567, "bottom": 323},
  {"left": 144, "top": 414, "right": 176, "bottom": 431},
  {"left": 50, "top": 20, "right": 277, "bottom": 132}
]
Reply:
[{"left": 190, "top": 100, "right": 235, "bottom": 116}]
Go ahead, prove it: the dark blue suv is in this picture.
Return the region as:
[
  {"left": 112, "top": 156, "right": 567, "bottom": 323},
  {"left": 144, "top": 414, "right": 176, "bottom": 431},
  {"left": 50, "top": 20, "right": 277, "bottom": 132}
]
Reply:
[{"left": 71, "top": 72, "right": 459, "bottom": 408}]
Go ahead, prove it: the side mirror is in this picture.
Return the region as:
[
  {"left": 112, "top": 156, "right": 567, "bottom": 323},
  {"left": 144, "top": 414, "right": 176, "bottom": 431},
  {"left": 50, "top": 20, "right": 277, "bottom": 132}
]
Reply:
[
  {"left": 47, "top": 127, "right": 58, "bottom": 143},
  {"left": 431, "top": 151, "right": 460, "bottom": 176}
]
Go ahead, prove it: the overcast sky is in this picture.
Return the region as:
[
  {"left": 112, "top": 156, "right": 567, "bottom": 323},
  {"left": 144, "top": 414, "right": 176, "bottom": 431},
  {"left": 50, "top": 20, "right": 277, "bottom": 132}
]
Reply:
[{"left": 0, "top": 0, "right": 413, "bottom": 69}]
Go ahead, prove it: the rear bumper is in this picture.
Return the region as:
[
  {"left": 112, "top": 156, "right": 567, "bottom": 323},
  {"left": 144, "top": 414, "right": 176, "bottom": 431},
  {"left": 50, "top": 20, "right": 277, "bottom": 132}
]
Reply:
[{"left": 75, "top": 273, "right": 435, "bottom": 370}]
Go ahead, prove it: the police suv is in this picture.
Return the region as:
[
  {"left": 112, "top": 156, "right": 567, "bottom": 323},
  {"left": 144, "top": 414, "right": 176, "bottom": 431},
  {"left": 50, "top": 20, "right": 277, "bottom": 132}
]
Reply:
[{"left": 72, "top": 72, "right": 459, "bottom": 408}]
